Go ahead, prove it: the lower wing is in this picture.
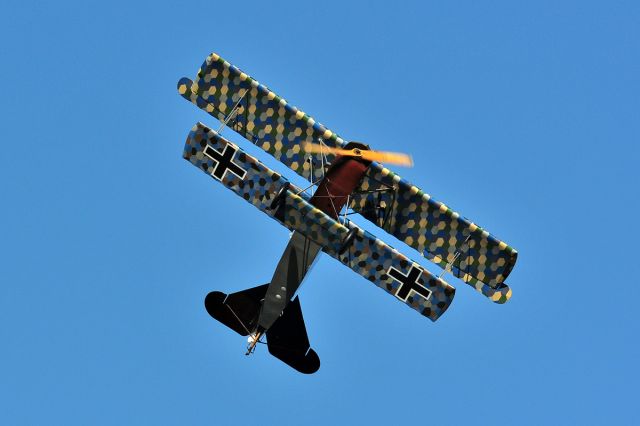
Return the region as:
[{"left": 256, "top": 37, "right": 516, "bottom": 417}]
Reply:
[{"left": 183, "top": 122, "right": 455, "bottom": 321}]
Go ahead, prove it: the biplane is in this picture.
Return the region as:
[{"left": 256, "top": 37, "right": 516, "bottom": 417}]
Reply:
[{"left": 177, "top": 53, "right": 518, "bottom": 374}]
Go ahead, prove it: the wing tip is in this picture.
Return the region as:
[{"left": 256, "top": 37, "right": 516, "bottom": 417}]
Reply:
[{"left": 177, "top": 77, "right": 194, "bottom": 96}]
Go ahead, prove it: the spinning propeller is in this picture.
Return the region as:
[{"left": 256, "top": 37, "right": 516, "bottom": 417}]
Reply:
[{"left": 303, "top": 142, "right": 414, "bottom": 167}]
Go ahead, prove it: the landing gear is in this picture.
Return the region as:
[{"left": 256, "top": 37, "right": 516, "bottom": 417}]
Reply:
[
  {"left": 269, "top": 182, "right": 290, "bottom": 210},
  {"left": 338, "top": 228, "right": 357, "bottom": 254},
  {"left": 246, "top": 330, "right": 264, "bottom": 355}
]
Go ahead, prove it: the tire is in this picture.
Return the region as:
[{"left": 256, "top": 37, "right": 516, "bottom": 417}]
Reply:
[
  {"left": 269, "top": 182, "right": 290, "bottom": 210},
  {"left": 338, "top": 228, "right": 357, "bottom": 255}
]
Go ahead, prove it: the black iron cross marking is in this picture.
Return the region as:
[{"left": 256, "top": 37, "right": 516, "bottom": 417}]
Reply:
[
  {"left": 388, "top": 265, "right": 432, "bottom": 302},
  {"left": 203, "top": 144, "right": 247, "bottom": 181}
]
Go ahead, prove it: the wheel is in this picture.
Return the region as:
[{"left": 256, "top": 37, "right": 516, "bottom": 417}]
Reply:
[
  {"left": 338, "top": 228, "right": 357, "bottom": 254},
  {"left": 269, "top": 182, "right": 290, "bottom": 210}
]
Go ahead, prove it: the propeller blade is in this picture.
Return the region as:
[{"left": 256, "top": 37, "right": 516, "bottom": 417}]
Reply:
[{"left": 303, "top": 143, "right": 413, "bottom": 167}]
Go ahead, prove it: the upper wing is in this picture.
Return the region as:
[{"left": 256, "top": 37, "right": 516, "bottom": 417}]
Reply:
[
  {"left": 351, "top": 169, "right": 517, "bottom": 303},
  {"left": 183, "top": 122, "right": 455, "bottom": 321},
  {"left": 178, "top": 53, "right": 517, "bottom": 301},
  {"left": 178, "top": 53, "right": 343, "bottom": 182}
]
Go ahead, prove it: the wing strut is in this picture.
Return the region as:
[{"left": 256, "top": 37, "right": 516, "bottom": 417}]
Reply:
[
  {"left": 217, "top": 89, "right": 248, "bottom": 134},
  {"left": 438, "top": 235, "right": 471, "bottom": 279}
]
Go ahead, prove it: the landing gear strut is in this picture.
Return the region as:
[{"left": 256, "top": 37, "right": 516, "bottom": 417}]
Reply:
[
  {"left": 246, "top": 330, "right": 264, "bottom": 355},
  {"left": 269, "top": 182, "right": 290, "bottom": 210}
]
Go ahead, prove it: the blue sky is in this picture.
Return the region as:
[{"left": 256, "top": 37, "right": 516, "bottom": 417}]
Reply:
[{"left": 1, "top": 1, "right": 638, "bottom": 424}]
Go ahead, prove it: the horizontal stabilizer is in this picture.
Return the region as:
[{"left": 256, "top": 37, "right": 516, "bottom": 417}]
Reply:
[
  {"left": 204, "top": 284, "right": 269, "bottom": 336},
  {"left": 267, "top": 297, "right": 320, "bottom": 374}
]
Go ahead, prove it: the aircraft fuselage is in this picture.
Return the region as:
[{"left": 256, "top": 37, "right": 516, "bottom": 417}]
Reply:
[{"left": 256, "top": 146, "right": 371, "bottom": 331}]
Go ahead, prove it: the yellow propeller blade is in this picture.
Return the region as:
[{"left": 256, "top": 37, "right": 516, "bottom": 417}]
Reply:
[{"left": 303, "top": 143, "right": 413, "bottom": 167}]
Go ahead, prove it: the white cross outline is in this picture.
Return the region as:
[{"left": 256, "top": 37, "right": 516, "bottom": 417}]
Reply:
[
  {"left": 387, "top": 264, "right": 433, "bottom": 302},
  {"left": 202, "top": 142, "right": 247, "bottom": 182}
]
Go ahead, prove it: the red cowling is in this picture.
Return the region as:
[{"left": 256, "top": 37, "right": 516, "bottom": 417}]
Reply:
[{"left": 310, "top": 155, "right": 370, "bottom": 219}]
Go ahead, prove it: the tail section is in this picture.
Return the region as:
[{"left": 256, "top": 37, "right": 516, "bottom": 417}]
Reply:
[{"left": 204, "top": 286, "right": 320, "bottom": 374}]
